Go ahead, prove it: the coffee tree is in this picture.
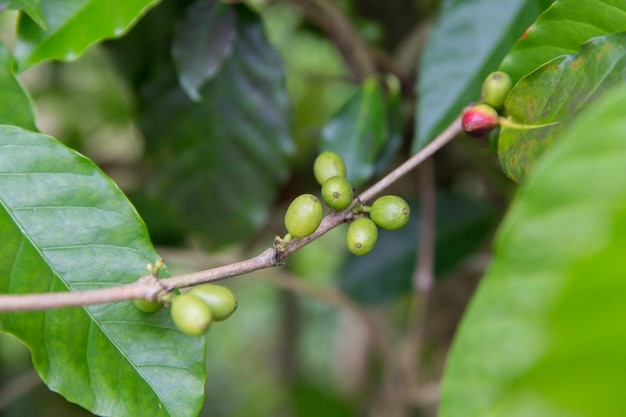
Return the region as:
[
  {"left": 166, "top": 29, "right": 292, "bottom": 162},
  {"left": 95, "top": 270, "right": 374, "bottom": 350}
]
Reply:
[{"left": 1, "top": 0, "right": 626, "bottom": 416}]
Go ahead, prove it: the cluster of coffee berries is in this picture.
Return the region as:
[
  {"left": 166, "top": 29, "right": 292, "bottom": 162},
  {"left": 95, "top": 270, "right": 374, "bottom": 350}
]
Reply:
[
  {"left": 461, "top": 71, "right": 513, "bottom": 138},
  {"left": 350, "top": 194, "right": 410, "bottom": 256},
  {"left": 134, "top": 281, "right": 237, "bottom": 337},
  {"left": 169, "top": 284, "right": 237, "bottom": 336},
  {"left": 281, "top": 151, "right": 349, "bottom": 244},
  {"left": 281, "top": 151, "right": 410, "bottom": 256}
]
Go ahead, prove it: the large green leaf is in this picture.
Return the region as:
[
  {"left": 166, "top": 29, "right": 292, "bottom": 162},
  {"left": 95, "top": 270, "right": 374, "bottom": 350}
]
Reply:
[
  {"left": 14, "top": 0, "right": 161, "bottom": 70},
  {"left": 499, "top": 32, "right": 626, "bottom": 182},
  {"left": 340, "top": 193, "right": 494, "bottom": 305},
  {"left": 440, "top": 86, "right": 626, "bottom": 417},
  {"left": 413, "top": 0, "right": 545, "bottom": 152},
  {"left": 139, "top": 4, "right": 294, "bottom": 247},
  {"left": 321, "top": 77, "right": 388, "bottom": 187},
  {"left": 0, "top": 42, "right": 35, "bottom": 129},
  {"left": 171, "top": 0, "right": 236, "bottom": 102},
  {"left": 500, "top": 0, "right": 626, "bottom": 84},
  {"left": 0, "top": 126, "right": 205, "bottom": 417}
]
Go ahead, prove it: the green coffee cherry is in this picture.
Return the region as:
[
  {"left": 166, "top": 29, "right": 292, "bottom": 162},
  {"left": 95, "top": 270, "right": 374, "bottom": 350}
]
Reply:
[
  {"left": 370, "top": 195, "right": 410, "bottom": 230},
  {"left": 313, "top": 151, "right": 347, "bottom": 185},
  {"left": 346, "top": 218, "right": 378, "bottom": 256},
  {"left": 284, "top": 194, "right": 324, "bottom": 238},
  {"left": 133, "top": 298, "right": 163, "bottom": 313},
  {"left": 170, "top": 294, "right": 213, "bottom": 336},
  {"left": 189, "top": 284, "right": 237, "bottom": 321},
  {"left": 461, "top": 104, "right": 498, "bottom": 138},
  {"left": 321, "top": 176, "right": 354, "bottom": 210},
  {"left": 481, "top": 71, "right": 513, "bottom": 109}
]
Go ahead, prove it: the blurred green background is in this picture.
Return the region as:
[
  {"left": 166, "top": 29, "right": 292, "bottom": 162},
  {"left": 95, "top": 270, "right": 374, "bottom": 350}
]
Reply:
[{"left": 0, "top": 0, "right": 513, "bottom": 415}]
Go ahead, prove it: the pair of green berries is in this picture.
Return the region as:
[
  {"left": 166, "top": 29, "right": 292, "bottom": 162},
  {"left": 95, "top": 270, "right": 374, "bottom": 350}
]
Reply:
[
  {"left": 282, "top": 151, "right": 351, "bottom": 242},
  {"left": 462, "top": 71, "right": 513, "bottom": 138},
  {"left": 134, "top": 284, "right": 237, "bottom": 336},
  {"left": 283, "top": 151, "right": 410, "bottom": 256},
  {"left": 169, "top": 285, "right": 237, "bottom": 336}
]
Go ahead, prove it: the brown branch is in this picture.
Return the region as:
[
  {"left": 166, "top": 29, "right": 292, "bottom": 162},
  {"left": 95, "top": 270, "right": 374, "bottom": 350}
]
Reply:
[
  {"left": 401, "top": 156, "right": 436, "bottom": 396},
  {"left": 414, "top": 157, "right": 436, "bottom": 294},
  {"left": 359, "top": 114, "right": 461, "bottom": 203},
  {"left": 291, "top": 0, "right": 375, "bottom": 81},
  {"left": 0, "top": 117, "right": 462, "bottom": 312},
  {"left": 260, "top": 271, "right": 395, "bottom": 364},
  {"left": 160, "top": 247, "right": 278, "bottom": 290},
  {"left": 0, "top": 276, "right": 153, "bottom": 312}
]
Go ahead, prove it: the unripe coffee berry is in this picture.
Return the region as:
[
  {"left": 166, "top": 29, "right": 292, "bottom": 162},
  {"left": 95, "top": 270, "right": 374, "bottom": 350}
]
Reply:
[
  {"left": 346, "top": 217, "right": 378, "bottom": 256},
  {"left": 370, "top": 195, "right": 410, "bottom": 230},
  {"left": 461, "top": 104, "right": 498, "bottom": 138},
  {"left": 481, "top": 71, "right": 513, "bottom": 109},
  {"left": 321, "top": 176, "right": 354, "bottom": 210},
  {"left": 133, "top": 298, "right": 163, "bottom": 313},
  {"left": 189, "top": 284, "right": 237, "bottom": 321},
  {"left": 313, "top": 151, "right": 347, "bottom": 185},
  {"left": 284, "top": 194, "right": 323, "bottom": 238},
  {"left": 170, "top": 294, "right": 213, "bottom": 336}
]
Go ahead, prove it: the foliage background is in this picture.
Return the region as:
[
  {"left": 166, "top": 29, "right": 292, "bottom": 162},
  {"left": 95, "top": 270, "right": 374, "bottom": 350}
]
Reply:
[
  {"left": 2, "top": 0, "right": 626, "bottom": 416},
  {"left": 0, "top": 0, "right": 500, "bottom": 415}
]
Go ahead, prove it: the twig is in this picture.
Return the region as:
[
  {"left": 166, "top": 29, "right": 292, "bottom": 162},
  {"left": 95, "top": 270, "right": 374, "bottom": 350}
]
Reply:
[
  {"left": 0, "top": 276, "right": 153, "bottom": 312},
  {"left": 0, "top": 117, "right": 462, "bottom": 312},
  {"left": 261, "top": 273, "right": 363, "bottom": 314},
  {"left": 401, "top": 156, "right": 436, "bottom": 395},
  {"left": 359, "top": 114, "right": 461, "bottom": 202},
  {"left": 368, "top": 46, "right": 410, "bottom": 85},
  {"left": 291, "top": 0, "right": 375, "bottom": 81},
  {"left": 394, "top": 17, "right": 434, "bottom": 78},
  {"left": 260, "top": 271, "right": 395, "bottom": 363},
  {"left": 415, "top": 158, "right": 437, "bottom": 294}
]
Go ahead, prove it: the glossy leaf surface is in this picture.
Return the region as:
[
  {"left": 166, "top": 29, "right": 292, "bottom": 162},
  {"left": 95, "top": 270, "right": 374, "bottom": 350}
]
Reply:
[
  {"left": 499, "top": 33, "right": 626, "bottom": 182},
  {"left": 321, "top": 77, "right": 388, "bottom": 187},
  {"left": 14, "top": 0, "right": 161, "bottom": 70},
  {"left": 140, "top": 5, "right": 294, "bottom": 247},
  {"left": 340, "top": 193, "right": 494, "bottom": 305},
  {"left": 0, "top": 43, "right": 35, "bottom": 130},
  {"left": 0, "top": 126, "right": 205, "bottom": 417},
  {"left": 172, "top": 0, "right": 236, "bottom": 102},
  {"left": 414, "top": 0, "right": 544, "bottom": 151},
  {"left": 441, "top": 86, "right": 626, "bottom": 417},
  {"left": 500, "top": 0, "right": 626, "bottom": 84}
]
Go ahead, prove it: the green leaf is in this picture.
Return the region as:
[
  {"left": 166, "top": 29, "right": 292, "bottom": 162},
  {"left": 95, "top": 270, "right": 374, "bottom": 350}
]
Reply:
[
  {"left": 440, "top": 86, "right": 626, "bottom": 417},
  {"left": 499, "top": 32, "right": 626, "bottom": 183},
  {"left": 14, "top": 0, "right": 161, "bottom": 70},
  {"left": 140, "top": 4, "right": 294, "bottom": 247},
  {"left": 340, "top": 193, "right": 494, "bottom": 305},
  {"left": 0, "top": 42, "right": 36, "bottom": 129},
  {"left": 172, "top": 0, "right": 236, "bottom": 102},
  {"left": 374, "top": 74, "right": 404, "bottom": 177},
  {"left": 6, "top": 0, "right": 46, "bottom": 29},
  {"left": 0, "top": 126, "right": 205, "bottom": 417},
  {"left": 321, "top": 77, "right": 388, "bottom": 187},
  {"left": 500, "top": 0, "right": 626, "bottom": 84},
  {"left": 413, "top": 0, "right": 544, "bottom": 152}
]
